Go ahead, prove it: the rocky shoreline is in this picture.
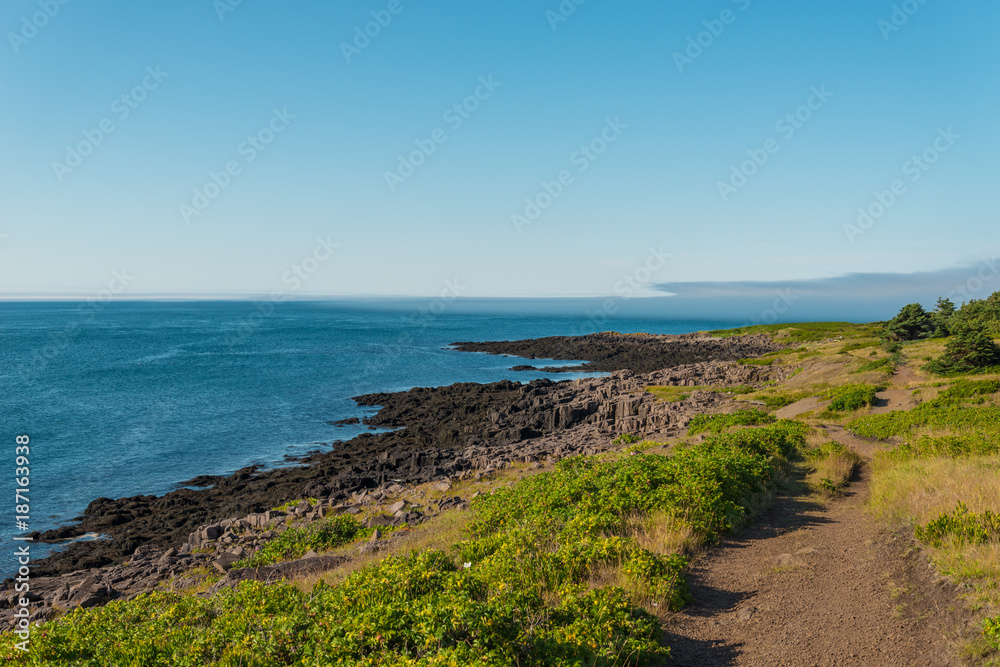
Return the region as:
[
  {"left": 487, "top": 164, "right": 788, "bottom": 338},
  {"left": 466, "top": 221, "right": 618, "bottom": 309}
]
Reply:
[{"left": 1, "top": 331, "right": 783, "bottom": 627}]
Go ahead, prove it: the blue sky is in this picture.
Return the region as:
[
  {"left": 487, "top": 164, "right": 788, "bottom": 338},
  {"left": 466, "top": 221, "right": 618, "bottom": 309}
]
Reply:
[{"left": 1, "top": 0, "right": 998, "bottom": 305}]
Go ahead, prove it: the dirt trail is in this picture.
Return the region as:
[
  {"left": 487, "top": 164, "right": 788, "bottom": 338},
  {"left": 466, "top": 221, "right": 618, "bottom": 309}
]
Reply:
[
  {"left": 667, "top": 425, "right": 963, "bottom": 666},
  {"left": 872, "top": 365, "right": 922, "bottom": 414}
]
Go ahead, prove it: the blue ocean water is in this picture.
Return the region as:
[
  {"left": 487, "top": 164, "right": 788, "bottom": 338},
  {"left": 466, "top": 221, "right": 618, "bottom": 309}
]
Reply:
[{"left": 0, "top": 301, "right": 739, "bottom": 566}]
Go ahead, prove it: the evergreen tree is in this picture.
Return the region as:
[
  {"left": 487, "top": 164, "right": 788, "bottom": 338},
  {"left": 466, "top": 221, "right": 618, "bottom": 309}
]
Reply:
[
  {"left": 929, "top": 297, "right": 955, "bottom": 338},
  {"left": 926, "top": 322, "right": 1000, "bottom": 375},
  {"left": 885, "top": 303, "right": 932, "bottom": 341}
]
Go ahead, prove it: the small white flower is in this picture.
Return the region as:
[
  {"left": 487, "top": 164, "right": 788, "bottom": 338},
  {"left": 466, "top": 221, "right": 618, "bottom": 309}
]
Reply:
[{"left": 463, "top": 562, "right": 472, "bottom": 569}]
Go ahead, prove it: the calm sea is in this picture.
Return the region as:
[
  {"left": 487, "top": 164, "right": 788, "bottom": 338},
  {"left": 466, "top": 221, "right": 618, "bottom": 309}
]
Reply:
[{"left": 0, "top": 301, "right": 739, "bottom": 565}]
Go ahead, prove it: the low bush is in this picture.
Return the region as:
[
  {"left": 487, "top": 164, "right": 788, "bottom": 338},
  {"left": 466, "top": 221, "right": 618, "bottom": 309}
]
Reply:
[
  {"left": 985, "top": 616, "right": 1000, "bottom": 651},
  {"left": 915, "top": 503, "right": 1000, "bottom": 548},
  {"left": 823, "top": 384, "right": 879, "bottom": 413},
  {"left": 237, "top": 514, "right": 378, "bottom": 567}
]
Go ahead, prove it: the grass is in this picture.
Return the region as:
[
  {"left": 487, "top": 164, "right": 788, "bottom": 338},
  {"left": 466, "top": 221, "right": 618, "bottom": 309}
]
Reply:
[
  {"left": 709, "top": 321, "right": 874, "bottom": 343},
  {"left": 686, "top": 409, "right": 776, "bottom": 434},
  {"left": 821, "top": 383, "right": 880, "bottom": 414},
  {"left": 850, "top": 357, "right": 895, "bottom": 375},
  {"left": 803, "top": 441, "right": 861, "bottom": 495},
  {"left": 645, "top": 384, "right": 755, "bottom": 403}
]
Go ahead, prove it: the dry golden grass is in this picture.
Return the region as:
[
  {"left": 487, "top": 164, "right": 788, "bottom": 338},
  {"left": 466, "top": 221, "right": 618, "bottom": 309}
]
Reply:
[
  {"left": 869, "top": 454, "right": 1000, "bottom": 617},
  {"left": 869, "top": 455, "right": 1000, "bottom": 526},
  {"left": 623, "top": 510, "right": 696, "bottom": 557}
]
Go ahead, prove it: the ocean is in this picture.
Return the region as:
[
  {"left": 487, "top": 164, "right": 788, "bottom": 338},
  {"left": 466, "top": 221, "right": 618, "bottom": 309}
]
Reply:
[{"left": 0, "top": 301, "right": 740, "bottom": 566}]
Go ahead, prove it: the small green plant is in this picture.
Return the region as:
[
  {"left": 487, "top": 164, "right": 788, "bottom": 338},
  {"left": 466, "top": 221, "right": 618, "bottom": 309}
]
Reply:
[
  {"left": 272, "top": 497, "right": 319, "bottom": 513},
  {"left": 984, "top": 616, "right": 1000, "bottom": 651},
  {"left": 612, "top": 433, "right": 643, "bottom": 445},
  {"left": 237, "top": 514, "right": 383, "bottom": 567},
  {"left": 914, "top": 503, "right": 1000, "bottom": 548}
]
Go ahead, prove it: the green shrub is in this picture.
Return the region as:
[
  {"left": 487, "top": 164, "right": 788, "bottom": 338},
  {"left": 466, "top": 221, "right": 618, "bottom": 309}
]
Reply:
[
  {"left": 824, "top": 384, "right": 879, "bottom": 412},
  {"left": 925, "top": 322, "right": 1000, "bottom": 375},
  {"left": 885, "top": 303, "right": 932, "bottom": 341},
  {"left": 0, "top": 556, "right": 669, "bottom": 666},
  {"left": 238, "top": 514, "right": 378, "bottom": 567},
  {"left": 914, "top": 503, "right": 1000, "bottom": 548},
  {"left": 0, "top": 421, "right": 810, "bottom": 665},
  {"left": 612, "top": 433, "right": 642, "bottom": 445},
  {"left": 985, "top": 616, "right": 1000, "bottom": 651}
]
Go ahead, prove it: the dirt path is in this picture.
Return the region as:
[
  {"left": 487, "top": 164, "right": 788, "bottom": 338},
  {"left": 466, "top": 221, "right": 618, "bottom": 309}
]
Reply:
[{"left": 666, "top": 427, "right": 963, "bottom": 666}]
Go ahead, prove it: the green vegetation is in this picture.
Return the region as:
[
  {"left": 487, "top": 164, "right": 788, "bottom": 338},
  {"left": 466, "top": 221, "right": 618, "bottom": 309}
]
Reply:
[
  {"left": 880, "top": 292, "right": 1000, "bottom": 375},
  {"left": 2, "top": 421, "right": 809, "bottom": 665},
  {"left": 985, "top": 616, "right": 1000, "bottom": 651},
  {"left": 686, "top": 409, "right": 775, "bottom": 434},
  {"left": 885, "top": 303, "right": 933, "bottom": 341},
  {"left": 611, "top": 433, "right": 642, "bottom": 445},
  {"left": 850, "top": 357, "right": 894, "bottom": 374},
  {"left": 847, "top": 380, "right": 1000, "bottom": 441},
  {"left": 925, "top": 322, "right": 1000, "bottom": 375},
  {"left": 646, "top": 384, "right": 755, "bottom": 403},
  {"left": 0, "top": 558, "right": 668, "bottom": 666},
  {"left": 760, "top": 394, "right": 796, "bottom": 409},
  {"left": 709, "top": 321, "right": 870, "bottom": 342},
  {"left": 271, "top": 497, "right": 318, "bottom": 513},
  {"left": 822, "top": 384, "right": 879, "bottom": 413},
  {"left": 915, "top": 503, "right": 1000, "bottom": 548},
  {"left": 237, "top": 514, "right": 385, "bottom": 567}
]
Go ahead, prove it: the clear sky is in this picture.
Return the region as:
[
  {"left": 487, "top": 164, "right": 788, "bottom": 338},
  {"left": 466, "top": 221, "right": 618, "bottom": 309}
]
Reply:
[{"left": 1, "top": 0, "right": 998, "bottom": 302}]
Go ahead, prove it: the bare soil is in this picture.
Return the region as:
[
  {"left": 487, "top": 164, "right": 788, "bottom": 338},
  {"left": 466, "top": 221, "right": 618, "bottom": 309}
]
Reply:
[{"left": 666, "top": 428, "right": 970, "bottom": 666}]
